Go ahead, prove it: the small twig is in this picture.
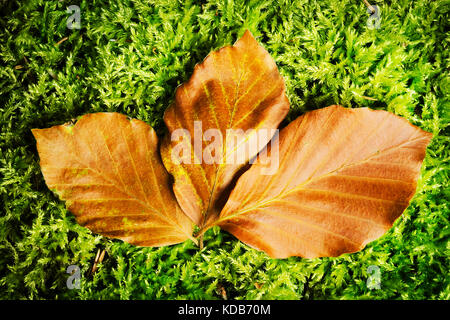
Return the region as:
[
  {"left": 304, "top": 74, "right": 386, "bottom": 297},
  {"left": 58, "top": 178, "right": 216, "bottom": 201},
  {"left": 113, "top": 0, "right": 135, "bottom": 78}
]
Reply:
[
  {"left": 361, "top": 95, "right": 378, "bottom": 101},
  {"left": 362, "top": 0, "right": 375, "bottom": 13},
  {"left": 91, "top": 249, "right": 106, "bottom": 275},
  {"left": 217, "top": 283, "right": 227, "bottom": 300},
  {"left": 99, "top": 250, "right": 106, "bottom": 263},
  {"left": 90, "top": 249, "right": 100, "bottom": 275},
  {"left": 56, "top": 37, "right": 68, "bottom": 46}
]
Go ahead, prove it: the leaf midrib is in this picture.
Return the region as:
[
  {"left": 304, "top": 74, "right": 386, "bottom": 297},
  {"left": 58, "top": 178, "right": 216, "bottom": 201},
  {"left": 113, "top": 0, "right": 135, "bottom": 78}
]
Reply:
[
  {"left": 53, "top": 125, "right": 189, "bottom": 236},
  {"left": 212, "top": 134, "right": 428, "bottom": 227}
]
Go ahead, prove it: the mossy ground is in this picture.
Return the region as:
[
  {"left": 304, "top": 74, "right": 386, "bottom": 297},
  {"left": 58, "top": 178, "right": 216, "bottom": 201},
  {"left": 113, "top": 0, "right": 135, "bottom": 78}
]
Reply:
[{"left": 0, "top": 0, "right": 448, "bottom": 300}]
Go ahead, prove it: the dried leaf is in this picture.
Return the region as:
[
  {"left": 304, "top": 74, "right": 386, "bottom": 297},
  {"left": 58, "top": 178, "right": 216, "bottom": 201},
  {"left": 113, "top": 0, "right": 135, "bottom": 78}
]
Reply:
[
  {"left": 32, "top": 113, "right": 195, "bottom": 247},
  {"left": 215, "top": 105, "right": 432, "bottom": 258},
  {"left": 161, "top": 30, "right": 290, "bottom": 227}
]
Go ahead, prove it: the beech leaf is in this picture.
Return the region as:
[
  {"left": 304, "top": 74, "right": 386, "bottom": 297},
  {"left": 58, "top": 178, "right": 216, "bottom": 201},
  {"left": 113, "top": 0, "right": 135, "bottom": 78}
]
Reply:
[
  {"left": 32, "top": 113, "right": 195, "bottom": 247},
  {"left": 160, "top": 30, "right": 290, "bottom": 227},
  {"left": 215, "top": 105, "right": 432, "bottom": 258}
]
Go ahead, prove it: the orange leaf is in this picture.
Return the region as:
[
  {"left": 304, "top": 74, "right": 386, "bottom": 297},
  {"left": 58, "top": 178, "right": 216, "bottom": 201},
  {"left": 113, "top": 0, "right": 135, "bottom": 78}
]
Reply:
[
  {"left": 215, "top": 105, "right": 432, "bottom": 258},
  {"left": 32, "top": 113, "right": 195, "bottom": 247},
  {"left": 160, "top": 30, "right": 290, "bottom": 227}
]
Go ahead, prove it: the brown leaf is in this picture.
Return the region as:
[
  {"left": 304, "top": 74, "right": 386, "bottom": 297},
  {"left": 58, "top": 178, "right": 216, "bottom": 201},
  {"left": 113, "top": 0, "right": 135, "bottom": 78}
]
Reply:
[
  {"left": 214, "top": 105, "right": 432, "bottom": 258},
  {"left": 32, "top": 113, "right": 195, "bottom": 247},
  {"left": 160, "top": 30, "right": 290, "bottom": 227}
]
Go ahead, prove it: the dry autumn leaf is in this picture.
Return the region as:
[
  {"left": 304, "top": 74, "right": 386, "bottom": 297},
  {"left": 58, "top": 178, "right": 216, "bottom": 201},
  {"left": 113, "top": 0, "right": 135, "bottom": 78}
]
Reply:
[
  {"left": 212, "top": 105, "right": 432, "bottom": 259},
  {"left": 160, "top": 30, "right": 290, "bottom": 228},
  {"left": 32, "top": 32, "right": 433, "bottom": 260},
  {"left": 32, "top": 113, "right": 195, "bottom": 247}
]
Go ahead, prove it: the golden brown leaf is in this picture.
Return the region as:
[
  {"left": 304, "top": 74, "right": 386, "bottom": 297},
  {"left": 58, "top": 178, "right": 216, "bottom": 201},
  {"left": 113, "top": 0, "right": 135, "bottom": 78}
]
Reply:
[
  {"left": 160, "top": 30, "right": 290, "bottom": 227},
  {"left": 214, "top": 105, "right": 432, "bottom": 258},
  {"left": 32, "top": 113, "right": 195, "bottom": 247}
]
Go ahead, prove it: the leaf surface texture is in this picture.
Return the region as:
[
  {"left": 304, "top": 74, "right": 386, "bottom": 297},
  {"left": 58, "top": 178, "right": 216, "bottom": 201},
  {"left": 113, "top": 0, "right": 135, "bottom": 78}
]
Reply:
[
  {"left": 32, "top": 113, "right": 194, "bottom": 247},
  {"left": 217, "top": 105, "right": 432, "bottom": 258},
  {"left": 161, "top": 30, "right": 289, "bottom": 226}
]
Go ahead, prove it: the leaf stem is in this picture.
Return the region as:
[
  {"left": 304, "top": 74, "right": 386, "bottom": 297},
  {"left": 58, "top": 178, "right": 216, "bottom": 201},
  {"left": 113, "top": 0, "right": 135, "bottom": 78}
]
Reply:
[
  {"left": 195, "top": 221, "right": 216, "bottom": 239},
  {"left": 362, "top": 0, "right": 375, "bottom": 13},
  {"left": 198, "top": 234, "right": 204, "bottom": 250}
]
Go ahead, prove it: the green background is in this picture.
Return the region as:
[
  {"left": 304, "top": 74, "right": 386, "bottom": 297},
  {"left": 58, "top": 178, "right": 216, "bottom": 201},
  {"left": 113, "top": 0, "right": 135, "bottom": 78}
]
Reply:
[{"left": 0, "top": 0, "right": 448, "bottom": 299}]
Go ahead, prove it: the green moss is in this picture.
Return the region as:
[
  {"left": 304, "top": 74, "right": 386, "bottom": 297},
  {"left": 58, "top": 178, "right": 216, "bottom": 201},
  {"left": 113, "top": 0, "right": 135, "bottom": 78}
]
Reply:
[{"left": 0, "top": 0, "right": 448, "bottom": 300}]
